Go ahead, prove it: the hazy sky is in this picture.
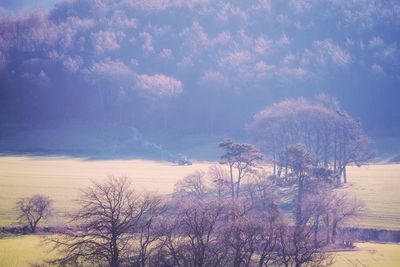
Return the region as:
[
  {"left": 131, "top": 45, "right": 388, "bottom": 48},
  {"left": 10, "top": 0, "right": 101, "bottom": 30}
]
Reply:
[
  {"left": 1, "top": 0, "right": 399, "bottom": 142},
  {"left": 0, "top": 0, "right": 58, "bottom": 13}
]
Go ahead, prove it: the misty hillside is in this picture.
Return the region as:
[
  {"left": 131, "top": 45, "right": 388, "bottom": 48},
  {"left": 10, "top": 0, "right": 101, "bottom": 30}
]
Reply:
[{"left": 1, "top": 0, "right": 400, "bottom": 161}]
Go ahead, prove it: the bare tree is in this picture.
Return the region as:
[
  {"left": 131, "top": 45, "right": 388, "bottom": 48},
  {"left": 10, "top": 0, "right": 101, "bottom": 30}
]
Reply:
[
  {"left": 277, "top": 144, "right": 316, "bottom": 227},
  {"left": 274, "top": 184, "right": 333, "bottom": 267},
  {"left": 159, "top": 197, "right": 228, "bottom": 267},
  {"left": 242, "top": 169, "right": 278, "bottom": 212},
  {"left": 220, "top": 199, "right": 282, "bottom": 267},
  {"left": 275, "top": 223, "right": 331, "bottom": 267},
  {"left": 300, "top": 182, "right": 333, "bottom": 247},
  {"left": 296, "top": 177, "right": 364, "bottom": 246},
  {"left": 327, "top": 192, "right": 364, "bottom": 244},
  {"left": 219, "top": 139, "right": 264, "bottom": 200},
  {"left": 48, "top": 176, "right": 165, "bottom": 267},
  {"left": 221, "top": 214, "right": 263, "bottom": 266},
  {"left": 334, "top": 112, "right": 374, "bottom": 183},
  {"left": 208, "top": 165, "right": 231, "bottom": 199},
  {"left": 16, "top": 194, "right": 52, "bottom": 233},
  {"left": 256, "top": 211, "right": 283, "bottom": 267},
  {"left": 174, "top": 170, "right": 208, "bottom": 199},
  {"left": 132, "top": 193, "right": 167, "bottom": 267}
]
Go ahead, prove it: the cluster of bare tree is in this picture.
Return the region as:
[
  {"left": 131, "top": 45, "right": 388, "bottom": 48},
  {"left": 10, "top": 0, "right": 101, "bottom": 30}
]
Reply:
[
  {"left": 38, "top": 139, "right": 363, "bottom": 267},
  {"left": 248, "top": 95, "right": 374, "bottom": 184}
]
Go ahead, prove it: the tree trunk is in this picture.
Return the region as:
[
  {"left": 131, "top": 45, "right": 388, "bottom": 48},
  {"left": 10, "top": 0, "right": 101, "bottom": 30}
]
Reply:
[
  {"left": 314, "top": 215, "right": 320, "bottom": 246},
  {"left": 325, "top": 214, "right": 330, "bottom": 244},
  {"left": 229, "top": 164, "right": 235, "bottom": 200},
  {"left": 235, "top": 167, "right": 243, "bottom": 199},
  {"left": 111, "top": 237, "right": 119, "bottom": 267},
  {"left": 333, "top": 132, "right": 338, "bottom": 174},
  {"left": 236, "top": 177, "right": 241, "bottom": 199},
  {"left": 332, "top": 221, "right": 338, "bottom": 244},
  {"left": 29, "top": 222, "right": 36, "bottom": 233},
  {"left": 295, "top": 176, "right": 304, "bottom": 227},
  {"left": 284, "top": 164, "right": 288, "bottom": 178},
  {"left": 343, "top": 165, "right": 347, "bottom": 183}
]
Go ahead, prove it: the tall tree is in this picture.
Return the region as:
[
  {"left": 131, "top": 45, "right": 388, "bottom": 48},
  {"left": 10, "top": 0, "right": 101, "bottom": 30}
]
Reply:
[
  {"left": 219, "top": 139, "right": 264, "bottom": 199},
  {"left": 277, "top": 144, "right": 316, "bottom": 226}
]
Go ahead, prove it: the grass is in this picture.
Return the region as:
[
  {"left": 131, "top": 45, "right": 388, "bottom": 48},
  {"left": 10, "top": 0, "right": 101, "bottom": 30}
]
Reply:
[
  {"left": 0, "top": 235, "right": 399, "bottom": 267},
  {"left": 0, "top": 235, "right": 54, "bottom": 267},
  {"left": 0, "top": 156, "right": 211, "bottom": 226},
  {"left": 0, "top": 156, "right": 399, "bottom": 229},
  {"left": 332, "top": 242, "right": 400, "bottom": 267},
  {"left": 345, "top": 164, "right": 400, "bottom": 230}
]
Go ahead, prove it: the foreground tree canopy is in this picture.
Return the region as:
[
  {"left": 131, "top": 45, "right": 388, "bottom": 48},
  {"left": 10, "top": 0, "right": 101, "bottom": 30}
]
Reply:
[
  {"left": 49, "top": 176, "right": 165, "bottom": 267},
  {"left": 47, "top": 163, "right": 363, "bottom": 267},
  {"left": 248, "top": 95, "right": 374, "bottom": 183}
]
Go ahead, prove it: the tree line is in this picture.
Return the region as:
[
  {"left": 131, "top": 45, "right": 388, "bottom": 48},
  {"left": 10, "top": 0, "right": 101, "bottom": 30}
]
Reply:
[
  {"left": 14, "top": 96, "right": 371, "bottom": 266},
  {"left": 17, "top": 142, "right": 364, "bottom": 266},
  {"left": 248, "top": 95, "right": 374, "bottom": 184}
]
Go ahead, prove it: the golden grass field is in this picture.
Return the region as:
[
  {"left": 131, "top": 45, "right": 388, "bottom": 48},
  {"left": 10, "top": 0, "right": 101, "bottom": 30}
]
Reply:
[
  {"left": 345, "top": 164, "right": 400, "bottom": 230},
  {"left": 0, "top": 235, "right": 399, "bottom": 267},
  {"left": 0, "top": 156, "right": 211, "bottom": 226},
  {"left": 332, "top": 242, "right": 400, "bottom": 267},
  {"left": 0, "top": 155, "right": 399, "bottom": 266},
  {"left": 0, "top": 235, "right": 55, "bottom": 267},
  {"left": 0, "top": 156, "right": 399, "bottom": 229}
]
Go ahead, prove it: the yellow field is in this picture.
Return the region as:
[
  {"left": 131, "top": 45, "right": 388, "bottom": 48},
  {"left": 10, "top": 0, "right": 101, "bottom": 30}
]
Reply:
[
  {"left": 0, "top": 235, "right": 54, "bottom": 267},
  {"left": 0, "top": 156, "right": 211, "bottom": 226},
  {"left": 0, "top": 156, "right": 399, "bottom": 229},
  {"left": 333, "top": 242, "right": 400, "bottom": 267},
  {"left": 346, "top": 164, "right": 400, "bottom": 229}
]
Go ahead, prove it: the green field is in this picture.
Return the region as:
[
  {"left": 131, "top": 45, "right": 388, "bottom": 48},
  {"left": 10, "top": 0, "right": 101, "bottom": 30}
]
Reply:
[
  {"left": 0, "top": 156, "right": 399, "bottom": 229},
  {"left": 0, "top": 235, "right": 399, "bottom": 267}
]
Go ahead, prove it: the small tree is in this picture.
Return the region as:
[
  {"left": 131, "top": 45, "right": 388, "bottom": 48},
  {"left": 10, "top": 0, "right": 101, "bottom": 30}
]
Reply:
[
  {"left": 16, "top": 194, "right": 52, "bottom": 233},
  {"left": 208, "top": 165, "right": 231, "bottom": 199},
  {"left": 132, "top": 193, "right": 167, "bottom": 267},
  {"left": 327, "top": 192, "right": 364, "bottom": 244},
  {"left": 275, "top": 222, "right": 331, "bottom": 267},
  {"left": 220, "top": 200, "right": 282, "bottom": 267},
  {"left": 219, "top": 139, "right": 264, "bottom": 200},
  {"left": 174, "top": 170, "right": 208, "bottom": 199},
  {"left": 159, "top": 197, "right": 228, "bottom": 267},
  {"left": 242, "top": 170, "right": 278, "bottom": 212}
]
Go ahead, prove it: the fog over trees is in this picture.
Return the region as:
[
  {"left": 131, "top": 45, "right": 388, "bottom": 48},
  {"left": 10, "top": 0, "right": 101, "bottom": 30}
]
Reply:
[{"left": 248, "top": 95, "right": 374, "bottom": 183}]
